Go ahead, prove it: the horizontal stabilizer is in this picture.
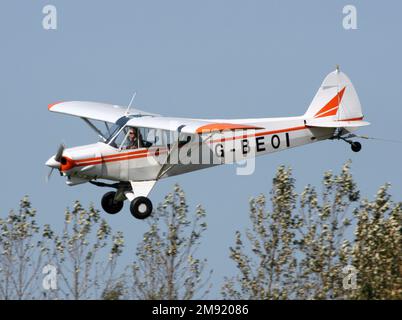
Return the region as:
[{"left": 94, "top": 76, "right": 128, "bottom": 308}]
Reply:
[{"left": 306, "top": 119, "right": 370, "bottom": 128}]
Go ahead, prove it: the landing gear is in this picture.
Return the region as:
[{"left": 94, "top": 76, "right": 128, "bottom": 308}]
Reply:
[
  {"left": 91, "top": 181, "right": 154, "bottom": 219},
  {"left": 351, "top": 141, "right": 362, "bottom": 153},
  {"left": 130, "top": 196, "right": 153, "bottom": 219},
  {"left": 331, "top": 131, "right": 363, "bottom": 153},
  {"left": 101, "top": 191, "right": 124, "bottom": 214}
]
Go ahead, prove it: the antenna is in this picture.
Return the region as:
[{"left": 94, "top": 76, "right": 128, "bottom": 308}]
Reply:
[
  {"left": 336, "top": 65, "right": 341, "bottom": 121},
  {"left": 125, "top": 92, "right": 137, "bottom": 115}
]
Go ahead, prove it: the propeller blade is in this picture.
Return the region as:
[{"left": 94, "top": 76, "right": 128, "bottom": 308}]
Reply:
[
  {"left": 55, "top": 144, "right": 65, "bottom": 162},
  {"left": 46, "top": 167, "right": 54, "bottom": 183}
]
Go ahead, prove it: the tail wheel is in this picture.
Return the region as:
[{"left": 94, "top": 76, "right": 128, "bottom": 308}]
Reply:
[
  {"left": 130, "top": 196, "right": 153, "bottom": 219},
  {"left": 101, "top": 191, "right": 124, "bottom": 214},
  {"left": 351, "top": 141, "right": 362, "bottom": 152}
]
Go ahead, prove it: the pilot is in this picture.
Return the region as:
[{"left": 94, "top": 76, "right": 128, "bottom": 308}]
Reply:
[{"left": 126, "top": 127, "right": 144, "bottom": 149}]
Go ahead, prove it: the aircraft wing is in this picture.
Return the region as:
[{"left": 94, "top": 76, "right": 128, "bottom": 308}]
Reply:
[
  {"left": 125, "top": 116, "right": 264, "bottom": 134},
  {"left": 48, "top": 101, "right": 160, "bottom": 123}
]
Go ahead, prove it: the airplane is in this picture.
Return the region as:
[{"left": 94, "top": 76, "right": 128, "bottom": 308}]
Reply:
[{"left": 46, "top": 67, "right": 369, "bottom": 219}]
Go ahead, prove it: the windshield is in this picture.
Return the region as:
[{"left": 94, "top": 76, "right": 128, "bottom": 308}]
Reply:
[
  {"left": 105, "top": 117, "right": 130, "bottom": 144},
  {"left": 105, "top": 124, "right": 122, "bottom": 143}
]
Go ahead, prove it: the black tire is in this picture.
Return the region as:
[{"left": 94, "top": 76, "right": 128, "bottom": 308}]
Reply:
[
  {"left": 101, "top": 191, "right": 124, "bottom": 214},
  {"left": 351, "top": 141, "right": 362, "bottom": 153},
  {"left": 130, "top": 197, "right": 153, "bottom": 219}
]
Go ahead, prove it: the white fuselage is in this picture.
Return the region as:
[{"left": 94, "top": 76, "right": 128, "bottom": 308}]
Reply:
[{"left": 59, "top": 116, "right": 336, "bottom": 185}]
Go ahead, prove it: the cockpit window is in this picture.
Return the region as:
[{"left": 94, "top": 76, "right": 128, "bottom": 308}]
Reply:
[
  {"left": 105, "top": 124, "right": 122, "bottom": 143},
  {"left": 109, "top": 126, "right": 129, "bottom": 149},
  {"left": 109, "top": 126, "right": 146, "bottom": 149},
  {"left": 108, "top": 125, "right": 164, "bottom": 149},
  {"left": 105, "top": 117, "right": 130, "bottom": 144}
]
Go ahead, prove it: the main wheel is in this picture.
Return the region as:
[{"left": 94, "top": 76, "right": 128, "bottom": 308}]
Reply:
[
  {"left": 101, "top": 191, "right": 124, "bottom": 214},
  {"left": 130, "top": 197, "right": 153, "bottom": 219},
  {"left": 351, "top": 141, "right": 362, "bottom": 153}
]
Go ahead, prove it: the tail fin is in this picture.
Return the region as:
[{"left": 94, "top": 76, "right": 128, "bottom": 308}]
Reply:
[{"left": 304, "top": 68, "right": 364, "bottom": 121}]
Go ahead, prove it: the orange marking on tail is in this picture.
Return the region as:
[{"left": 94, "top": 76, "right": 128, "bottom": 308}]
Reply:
[{"left": 314, "top": 87, "right": 346, "bottom": 118}]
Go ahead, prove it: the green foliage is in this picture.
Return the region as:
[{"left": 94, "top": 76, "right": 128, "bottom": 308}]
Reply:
[
  {"left": 0, "top": 196, "right": 49, "bottom": 299},
  {"left": 102, "top": 281, "right": 125, "bottom": 300},
  {"left": 129, "top": 184, "right": 212, "bottom": 300},
  {"left": 1, "top": 164, "right": 400, "bottom": 300},
  {"left": 222, "top": 162, "right": 402, "bottom": 300},
  {"left": 0, "top": 198, "right": 124, "bottom": 300},
  {"left": 222, "top": 166, "right": 298, "bottom": 299},
  {"left": 46, "top": 201, "right": 125, "bottom": 299},
  {"left": 351, "top": 185, "right": 402, "bottom": 299}
]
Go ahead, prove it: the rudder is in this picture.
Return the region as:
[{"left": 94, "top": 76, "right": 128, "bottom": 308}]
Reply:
[{"left": 304, "top": 68, "right": 363, "bottom": 121}]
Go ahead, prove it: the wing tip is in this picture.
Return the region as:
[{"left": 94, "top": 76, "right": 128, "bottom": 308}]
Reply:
[{"left": 48, "top": 101, "right": 63, "bottom": 110}]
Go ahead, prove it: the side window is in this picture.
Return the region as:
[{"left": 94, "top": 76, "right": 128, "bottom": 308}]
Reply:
[
  {"left": 146, "top": 129, "right": 190, "bottom": 148},
  {"left": 110, "top": 127, "right": 129, "bottom": 149},
  {"left": 140, "top": 128, "right": 170, "bottom": 148},
  {"left": 111, "top": 126, "right": 149, "bottom": 150},
  {"left": 161, "top": 129, "right": 175, "bottom": 147},
  {"left": 139, "top": 127, "right": 151, "bottom": 148},
  {"left": 143, "top": 128, "right": 158, "bottom": 146}
]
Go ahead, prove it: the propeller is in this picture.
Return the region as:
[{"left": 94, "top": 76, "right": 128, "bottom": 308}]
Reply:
[
  {"left": 45, "top": 143, "right": 65, "bottom": 182},
  {"left": 55, "top": 143, "right": 65, "bottom": 162},
  {"left": 46, "top": 168, "right": 54, "bottom": 183}
]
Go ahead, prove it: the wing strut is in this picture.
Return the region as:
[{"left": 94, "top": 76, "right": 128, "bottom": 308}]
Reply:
[
  {"left": 81, "top": 117, "right": 107, "bottom": 141},
  {"left": 156, "top": 141, "right": 181, "bottom": 179}
]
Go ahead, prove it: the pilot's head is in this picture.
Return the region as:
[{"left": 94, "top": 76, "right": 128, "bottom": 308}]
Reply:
[{"left": 128, "top": 127, "right": 137, "bottom": 141}]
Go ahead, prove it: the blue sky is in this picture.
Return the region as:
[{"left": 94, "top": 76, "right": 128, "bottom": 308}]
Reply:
[{"left": 0, "top": 0, "right": 401, "bottom": 298}]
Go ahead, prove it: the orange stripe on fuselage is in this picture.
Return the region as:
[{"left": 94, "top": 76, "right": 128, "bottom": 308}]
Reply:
[
  {"left": 75, "top": 148, "right": 151, "bottom": 164},
  {"left": 75, "top": 150, "right": 168, "bottom": 168}
]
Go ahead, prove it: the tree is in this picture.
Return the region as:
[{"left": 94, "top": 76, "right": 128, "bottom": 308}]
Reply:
[
  {"left": 44, "top": 201, "right": 125, "bottom": 300},
  {"left": 351, "top": 185, "right": 402, "bottom": 299},
  {"left": 294, "top": 161, "right": 360, "bottom": 299},
  {"left": 0, "top": 196, "right": 49, "bottom": 299},
  {"left": 222, "top": 162, "right": 401, "bottom": 300},
  {"left": 128, "top": 184, "right": 212, "bottom": 300},
  {"left": 221, "top": 166, "right": 299, "bottom": 299},
  {"left": 101, "top": 280, "right": 125, "bottom": 300}
]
